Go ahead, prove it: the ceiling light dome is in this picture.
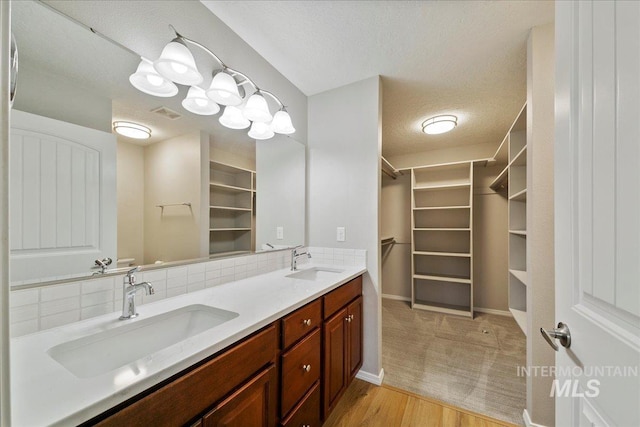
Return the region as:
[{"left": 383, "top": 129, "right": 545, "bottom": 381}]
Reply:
[
  {"left": 422, "top": 115, "right": 458, "bottom": 135},
  {"left": 206, "top": 70, "right": 243, "bottom": 106},
  {"left": 113, "top": 121, "right": 151, "bottom": 140},
  {"left": 243, "top": 93, "right": 272, "bottom": 123},
  {"left": 129, "top": 59, "right": 178, "bottom": 97},
  {"left": 271, "top": 110, "right": 295, "bottom": 135},
  {"left": 248, "top": 121, "right": 275, "bottom": 140},
  {"left": 219, "top": 105, "right": 251, "bottom": 130},
  {"left": 153, "top": 39, "right": 203, "bottom": 86},
  {"left": 182, "top": 86, "right": 220, "bottom": 115}
]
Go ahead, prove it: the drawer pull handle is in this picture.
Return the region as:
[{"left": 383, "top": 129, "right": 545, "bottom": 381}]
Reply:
[
  {"left": 303, "top": 318, "right": 312, "bottom": 326},
  {"left": 302, "top": 364, "right": 311, "bottom": 372}
]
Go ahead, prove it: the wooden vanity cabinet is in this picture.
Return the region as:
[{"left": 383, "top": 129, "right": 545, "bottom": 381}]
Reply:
[
  {"left": 85, "top": 275, "right": 363, "bottom": 427},
  {"left": 322, "top": 276, "right": 363, "bottom": 420},
  {"left": 89, "top": 324, "right": 278, "bottom": 427},
  {"left": 279, "top": 299, "right": 322, "bottom": 426}
]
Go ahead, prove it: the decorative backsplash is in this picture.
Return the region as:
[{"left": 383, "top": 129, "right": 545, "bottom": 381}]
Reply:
[{"left": 9, "top": 247, "right": 366, "bottom": 337}]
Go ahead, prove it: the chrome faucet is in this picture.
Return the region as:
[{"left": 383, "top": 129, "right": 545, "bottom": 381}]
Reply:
[
  {"left": 119, "top": 266, "right": 154, "bottom": 320},
  {"left": 291, "top": 245, "right": 312, "bottom": 271}
]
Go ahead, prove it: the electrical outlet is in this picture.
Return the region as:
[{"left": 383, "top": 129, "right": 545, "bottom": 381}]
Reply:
[
  {"left": 276, "top": 226, "right": 284, "bottom": 240},
  {"left": 337, "top": 227, "right": 346, "bottom": 242}
]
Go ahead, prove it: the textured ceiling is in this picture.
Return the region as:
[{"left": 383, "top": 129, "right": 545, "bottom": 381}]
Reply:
[{"left": 202, "top": 0, "right": 554, "bottom": 157}]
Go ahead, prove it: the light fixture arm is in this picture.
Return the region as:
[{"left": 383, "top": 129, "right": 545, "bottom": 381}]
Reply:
[
  {"left": 168, "top": 25, "right": 287, "bottom": 110},
  {"left": 169, "top": 25, "right": 225, "bottom": 69},
  {"left": 258, "top": 89, "right": 285, "bottom": 109}
]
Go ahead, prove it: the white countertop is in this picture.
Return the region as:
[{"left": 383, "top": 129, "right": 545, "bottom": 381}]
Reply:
[{"left": 10, "top": 263, "right": 366, "bottom": 427}]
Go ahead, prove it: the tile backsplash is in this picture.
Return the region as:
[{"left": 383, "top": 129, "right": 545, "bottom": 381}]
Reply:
[{"left": 10, "top": 247, "right": 366, "bottom": 337}]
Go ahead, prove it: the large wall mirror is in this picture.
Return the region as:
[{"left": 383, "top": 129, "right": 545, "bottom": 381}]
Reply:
[{"left": 10, "top": 0, "right": 306, "bottom": 287}]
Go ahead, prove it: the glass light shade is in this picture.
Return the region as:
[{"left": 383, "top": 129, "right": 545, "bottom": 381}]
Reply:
[
  {"left": 206, "top": 71, "right": 242, "bottom": 106},
  {"left": 219, "top": 106, "right": 250, "bottom": 130},
  {"left": 248, "top": 121, "right": 275, "bottom": 140},
  {"left": 153, "top": 39, "right": 203, "bottom": 86},
  {"left": 129, "top": 59, "right": 178, "bottom": 97},
  {"left": 242, "top": 93, "right": 272, "bottom": 123},
  {"left": 113, "top": 121, "right": 151, "bottom": 140},
  {"left": 422, "top": 115, "right": 458, "bottom": 135},
  {"left": 182, "top": 86, "right": 220, "bottom": 115},
  {"left": 271, "top": 110, "right": 296, "bottom": 135}
]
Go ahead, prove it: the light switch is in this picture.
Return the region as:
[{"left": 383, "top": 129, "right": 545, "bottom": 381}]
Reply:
[
  {"left": 337, "top": 227, "right": 346, "bottom": 242},
  {"left": 276, "top": 226, "right": 284, "bottom": 240}
]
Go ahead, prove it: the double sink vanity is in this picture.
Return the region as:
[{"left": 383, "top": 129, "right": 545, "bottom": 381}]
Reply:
[{"left": 11, "top": 262, "right": 366, "bottom": 426}]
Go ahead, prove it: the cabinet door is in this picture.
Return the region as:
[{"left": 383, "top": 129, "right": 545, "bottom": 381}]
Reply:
[
  {"left": 322, "top": 307, "right": 348, "bottom": 418},
  {"left": 203, "top": 364, "right": 277, "bottom": 427},
  {"left": 347, "top": 296, "right": 363, "bottom": 380}
]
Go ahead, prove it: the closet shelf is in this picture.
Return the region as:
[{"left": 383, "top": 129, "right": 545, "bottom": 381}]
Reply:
[
  {"left": 209, "top": 205, "right": 252, "bottom": 212},
  {"left": 509, "top": 269, "right": 527, "bottom": 285},
  {"left": 413, "top": 228, "right": 470, "bottom": 232},
  {"left": 508, "top": 230, "right": 527, "bottom": 236},
  {"left": 413, "top": 183, "right": 471, "bottom": 192},
  {"left": 489, "top": 166, "right": 509, "bottom": 191},
  {"left": 412, "top": 206, "right": 470, "bottom": 211},
  {"left": 209, "top": 182, "right": 253, "bottom": 193},
  {"left": 381, "top": 237, "right": 396, "bottom": 246},
  {"left": 509, "top": 189, "right": 527, "bottom": 201},
  {"left": 509, "top": 146, "right": 527, "bottom": 167},
  {"left": 509, "top": 308, "right": 527, "bottom": 336},
  {"left": 413, "top": 273, "right": 471, "bottom": 284},
  {"left": 413, "top": 251, "right": 471, "bottom": 258},
  {"left": 209, "top": 228, "right": 252, "bottom": 232},
  {"left": 413, "top": 300, "right": 472, "bottom": 317}
]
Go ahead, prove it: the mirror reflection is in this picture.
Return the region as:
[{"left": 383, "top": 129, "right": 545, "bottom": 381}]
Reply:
[{"left": 10, "top": 0, "right": 305, "bottom": 287}]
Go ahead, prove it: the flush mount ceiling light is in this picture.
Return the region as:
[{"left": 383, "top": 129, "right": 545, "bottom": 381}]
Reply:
[
  {"left": 422, "top": 115, "right": 458, "bottom": 135},
  {"left": 113, "top": 121, "right": 151, "bottom": 140},
  {"left": 129, "top": 25, "right": 294, "bottom": 141}
]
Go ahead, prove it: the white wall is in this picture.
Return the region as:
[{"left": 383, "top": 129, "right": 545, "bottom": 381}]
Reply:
[
  {"left": 12, "top": 62, "right": 112, "bottom": 133},
  {"left": 116, "top": 140, "right": 145, "bottom": 266},
  {"left": 256, "top": 136, "right": 306, "bottom": 248},
  {"left": 308, "top": 76, "right": 382, "bottom": 379},
  {"left": 143, "top": 132, "right": 206, "bottom": 265},
  {"left": 526, "top": 23, "right": 555, "bottom": 427}
]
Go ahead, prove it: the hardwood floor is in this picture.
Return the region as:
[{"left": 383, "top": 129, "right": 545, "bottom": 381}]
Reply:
[{"left": 323, "top": 380, "right": 520, "bottom": 427}]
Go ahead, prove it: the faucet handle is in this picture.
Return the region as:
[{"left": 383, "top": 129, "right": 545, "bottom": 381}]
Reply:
[{"left": 126, "top": 266, "right": 140, "bottom": 277}]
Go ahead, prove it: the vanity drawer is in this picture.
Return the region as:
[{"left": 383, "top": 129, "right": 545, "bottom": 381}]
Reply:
[
  {"left": 281, "top": 328, "right": 321, "bottom": 417},
  {"left": 280, "top": 381, "right": 320, "bottom": 427},
  {"left": 281, "top": 299, "right": 322, "bottom": 349},
  {"left": 93, "top": 324, "right": 277, "bottom": 427},
  {"left": 323, "top": 276, "right": 362, "bottom": 319}
]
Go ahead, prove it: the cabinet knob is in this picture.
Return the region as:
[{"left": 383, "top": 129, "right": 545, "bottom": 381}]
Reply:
[
  {"left": 345, "top": 315, "right": 353, "bottom": 323},
  {"left": 303, "top": 318, "right": 312, "bottom": 326},
  {"left": 302, "top": 364, "right": 311, "bottom": 372}
]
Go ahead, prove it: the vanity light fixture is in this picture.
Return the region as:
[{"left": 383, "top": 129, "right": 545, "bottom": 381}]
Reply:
[
  {"left": 182, "top": 86, "right": 221, "bottom": 116},
  {"left": 422, "top": 115, "right": 458, "bottom": 135},
  {"left": 129, "top": 58, "right": 178, "bottom": 97},
  {"left": 129, "top": 25, "right": 295, "bottom": 140},
  {"left": 113, "top": 121, "right": 151, "bottom": 140}
]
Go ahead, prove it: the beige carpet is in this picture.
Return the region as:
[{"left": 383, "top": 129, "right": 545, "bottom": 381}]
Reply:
[{"left": 382, "top": 299, "right": 526, "bottom": 426}]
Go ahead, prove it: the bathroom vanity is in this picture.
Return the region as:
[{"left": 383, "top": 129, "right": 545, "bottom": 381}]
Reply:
[{"left": 10, "top": 265, "right": 365, "bottom": 426}]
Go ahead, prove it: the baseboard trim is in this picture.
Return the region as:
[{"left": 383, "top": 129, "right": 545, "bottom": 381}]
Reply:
[
  {"left": 381, "top": 294, "right": 411, "bottom": 302},
  {"left": 474, "top": 307, "right": 512, "bottom": 317},
  {"left": 523, "top": 409, "right": 548, "bottom": 427},
  {"left": 356, "top": 368, "right": 385, "bottom": 386}
]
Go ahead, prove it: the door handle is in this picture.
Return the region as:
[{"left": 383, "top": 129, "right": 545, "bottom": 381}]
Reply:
[{"left": 540, "top": 322, "right": 571, "bottom": 351}]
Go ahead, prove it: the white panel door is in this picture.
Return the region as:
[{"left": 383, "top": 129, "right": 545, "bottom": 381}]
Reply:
[
  {"left": 555, "top": 2, "right": 640, "bottom": 426},
  {"left": 10, "top": 110, "right": 116, "bottom": 283}
]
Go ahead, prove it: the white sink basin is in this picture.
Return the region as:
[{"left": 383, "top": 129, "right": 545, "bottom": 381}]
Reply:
[
  {"left": 47, "top": 304, "right": 238, "bottom": 378},
  {"left": 286, "top": 267, "right": 345, "bottom": 281}
]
